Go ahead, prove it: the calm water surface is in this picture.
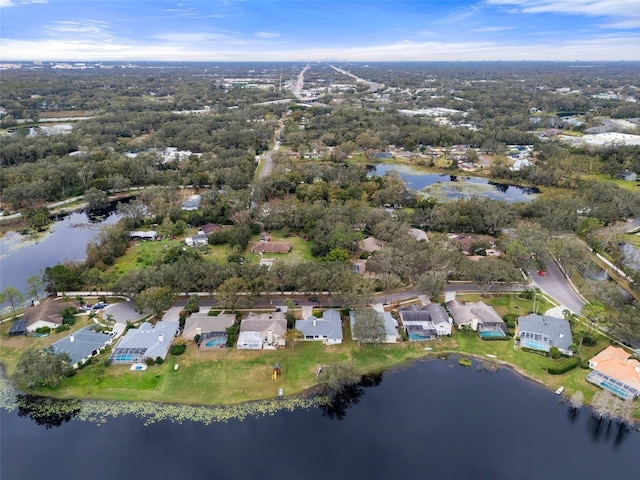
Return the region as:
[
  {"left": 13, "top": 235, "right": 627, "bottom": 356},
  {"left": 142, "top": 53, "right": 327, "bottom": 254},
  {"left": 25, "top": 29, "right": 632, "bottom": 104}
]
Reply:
[
  {"left": 371, "top": 164, "right": 539, "bottom": 203},
  {"left": 2, "top": 358, "right": 638, "bottom": 480},
  {"left": 0, "top": 211, "right": 120, "bottom": 303}
]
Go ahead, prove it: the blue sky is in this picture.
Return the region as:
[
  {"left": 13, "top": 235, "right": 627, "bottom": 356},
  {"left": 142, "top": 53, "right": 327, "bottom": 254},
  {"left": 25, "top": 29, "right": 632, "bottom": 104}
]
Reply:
[{"left": 1, "top": 0, "right": 639, "bottom": 61}]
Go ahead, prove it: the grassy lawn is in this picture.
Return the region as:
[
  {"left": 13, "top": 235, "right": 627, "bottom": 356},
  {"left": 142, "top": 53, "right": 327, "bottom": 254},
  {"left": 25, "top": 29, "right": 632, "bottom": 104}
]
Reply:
[
  {"left": 456, "top": 292, "right": 556, "bottom": 317},
  {"left": 581, "top": 173, "right": 640, "bottom": 192}
]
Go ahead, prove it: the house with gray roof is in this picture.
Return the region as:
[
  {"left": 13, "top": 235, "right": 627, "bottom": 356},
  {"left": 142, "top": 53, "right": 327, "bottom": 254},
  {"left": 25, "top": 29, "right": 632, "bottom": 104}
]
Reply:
[
  {"left": 517, "top": 314, "right": 573, "bottom": 355},
  {"left": 181, "top": 194, "right": 201, "bottom": 211},
  {"left": 237, "top": 312, "right": 286, "bottom": 349},
  {"left": 399, "top": 304, "right": 452, "bottom": 341},
  {"left": 183, "top": 311, "right": 236, "bottom": 349},
  {"left": 349, "top": 310, "right": 400, "bottom": 343},
  {"left": 185, "top": 233, "right": 208, "bottom": 247},
  {"left": 445, "top": 299, "right": 505, "bottom": 334},
  {"left": 109, "top": 320, "right": 179, "bottom": 364},
  {"left": 52, "top": 326, "right": 113, "bottom": 368},
  {"left": 296, "top": 309, "right": 343, "bottom": 345}
]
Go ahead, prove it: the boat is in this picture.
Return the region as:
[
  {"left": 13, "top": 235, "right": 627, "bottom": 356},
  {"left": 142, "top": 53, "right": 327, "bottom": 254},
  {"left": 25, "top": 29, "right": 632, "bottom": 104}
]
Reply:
[
  {"left": 485, "top": 354, "right": 497, "bottom": 358},
  {"left": 555, "top": 386, "right": 565, "bottom": 395}
]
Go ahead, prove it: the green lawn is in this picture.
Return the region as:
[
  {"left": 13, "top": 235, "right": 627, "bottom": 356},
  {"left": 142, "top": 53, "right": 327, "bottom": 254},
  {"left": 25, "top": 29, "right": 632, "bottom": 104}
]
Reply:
[{"left": 456, "top": 292, "right": 556, "bottom": 317}]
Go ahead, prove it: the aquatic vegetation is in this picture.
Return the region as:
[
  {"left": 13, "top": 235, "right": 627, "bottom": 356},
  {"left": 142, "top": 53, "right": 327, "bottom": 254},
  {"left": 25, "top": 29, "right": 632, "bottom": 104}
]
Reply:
[{"left": 0, "top": 371, "right": 322, "bottom": 426}]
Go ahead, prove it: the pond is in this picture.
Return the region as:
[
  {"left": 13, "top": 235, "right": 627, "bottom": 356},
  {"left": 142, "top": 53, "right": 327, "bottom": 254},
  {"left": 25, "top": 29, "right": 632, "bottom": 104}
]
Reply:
[
  {"left": 1, "top": 357, "right": 638, "bottom": 480},
  {"left": 0, "top": 210, "right": 121, "bottom": 310},
  {"left": 369, "top": 163, "right": 539, "bottom": 203}
]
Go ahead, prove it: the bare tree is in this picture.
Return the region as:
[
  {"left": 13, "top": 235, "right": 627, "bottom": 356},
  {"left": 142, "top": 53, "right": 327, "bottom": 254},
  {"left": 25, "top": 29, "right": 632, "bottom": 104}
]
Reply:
[
  {"left": 569, "top": 391, "right": 584, "bottom": 412},
  {"left": 592, "top": 389, "right": 615, "bottom": 421}
]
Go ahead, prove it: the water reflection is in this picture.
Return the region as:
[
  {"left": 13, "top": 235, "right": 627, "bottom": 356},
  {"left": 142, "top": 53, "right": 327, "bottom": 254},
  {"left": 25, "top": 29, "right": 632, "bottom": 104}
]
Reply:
[
  {"left": 16, "top": 394, "right": 81, "bottom": 429},
  {"left": 320, "top": 372, "right": 383, "bottom": 421}
]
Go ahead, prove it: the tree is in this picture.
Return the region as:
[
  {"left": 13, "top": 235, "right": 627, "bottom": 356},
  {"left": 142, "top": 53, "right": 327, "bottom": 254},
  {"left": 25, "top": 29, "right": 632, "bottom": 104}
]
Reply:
[
  {"left": 84, "top": 187, "right": 110, "bottom": 212},
  {"left": 459, "top": 258, "right": 523, "bottom": 297},
  {"left": 216, "top": 277, "right": 247, "bottom": 311},
  {"left": 569, "top": 391, "right": 583, "bottom": 412},
  {"left": 416, "top": 271, "right": 447, "bottom": 300},
  {"left": 185, "top": 294, "right": 200, "bottom": 314},
  {"left": 581, "top": 302, "right": 607, "bottom": 332},
  {"left": 549, "top": 346, "right": 561, "bottom": 359},
  {"left": 135, "top": 286, "right": 175, "bottom": 319},
  {"left": 317, "top": 361, "right": 362, "bottom": 394},
  {"left": 284, "top": 328, "right": 303, "bottom": 349},
  {"left": 351, "top": 309, "right": 387, "bottom": 345},
  {"left": 12, "top": 346, "right": 72, "bottom": 390},
  {"left": 592, "top": 389, "right": 615, "bottom": 421},
  {"left": 0, "top": 286, "right": 25, "bottom": 317}
]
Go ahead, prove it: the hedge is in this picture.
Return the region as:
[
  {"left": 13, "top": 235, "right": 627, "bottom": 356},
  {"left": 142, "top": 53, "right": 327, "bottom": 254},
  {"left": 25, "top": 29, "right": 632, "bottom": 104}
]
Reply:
[
  {"left": 481, "top": 336, "right": 511, "bottom": 341},
  {"left": 547, "top": 357, "right": 581, "bottom": 375}
]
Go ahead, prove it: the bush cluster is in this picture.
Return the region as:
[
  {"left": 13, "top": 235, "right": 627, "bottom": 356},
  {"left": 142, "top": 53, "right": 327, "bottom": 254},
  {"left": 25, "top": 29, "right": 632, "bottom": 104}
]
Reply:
[{"left": 547, "top": 357, "right": 581, "bottom": 375}]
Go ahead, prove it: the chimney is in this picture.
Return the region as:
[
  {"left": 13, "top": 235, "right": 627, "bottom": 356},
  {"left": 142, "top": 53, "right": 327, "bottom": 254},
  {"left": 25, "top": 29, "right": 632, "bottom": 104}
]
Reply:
[
  {"left": 158, "top": 334, "right": 164, "bottom": 343},
  {"left": 70, "top": 335, "right": 75, "bottom": 343},
  {"left": 313, "top": 319, "right": 317, "bottom": 327},
  {"left": 196, "top": 327, "right": 201, "bottom": 335}
]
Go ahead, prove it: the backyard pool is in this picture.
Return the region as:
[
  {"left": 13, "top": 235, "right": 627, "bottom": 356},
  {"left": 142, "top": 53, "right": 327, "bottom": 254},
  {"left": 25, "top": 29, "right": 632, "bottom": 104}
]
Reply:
[
  {"left": 205, "top": 337, "right": 226, "bottom": 347},
  {"left": 479, "top": 330, "right": 506, "bottom": 339}
]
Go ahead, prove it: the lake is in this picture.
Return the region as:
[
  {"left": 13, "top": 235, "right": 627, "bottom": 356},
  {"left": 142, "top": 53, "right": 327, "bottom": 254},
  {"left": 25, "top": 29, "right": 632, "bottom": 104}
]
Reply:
[
  {"left": 1, "top": 357, "right": 638, "bottom": 480},
  {"left": 0, "top": 210, "right": 121, "bottom": 309},
  {"left": 370, "top": 164, "right": 539, "bottom": 203}
]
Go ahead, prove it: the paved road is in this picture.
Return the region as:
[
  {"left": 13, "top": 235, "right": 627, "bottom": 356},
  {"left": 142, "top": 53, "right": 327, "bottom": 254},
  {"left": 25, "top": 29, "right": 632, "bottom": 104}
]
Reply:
[{"left": 528, "top": 261, "right": 586, "bottom": 314}]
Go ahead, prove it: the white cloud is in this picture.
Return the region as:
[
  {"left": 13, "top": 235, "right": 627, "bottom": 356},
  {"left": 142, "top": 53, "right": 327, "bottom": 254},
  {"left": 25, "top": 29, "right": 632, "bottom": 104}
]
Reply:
[
  {"left": 1, "top": 32, "right": 639, "bottom": 62},
  {"left": 0, "top": 0, "right": 48, "bottom": 6},
  {"left": 485, "top": 0, "right": 640, "bottom": 28},
  {"left": 255, "top": 31, "right": 280, "bottom": 39},
  {"left": 474, "top": 26, "right": 513, "bottom": 32},
  {"left": 44, "top": 19, "right": 113, "bottom": 40}
]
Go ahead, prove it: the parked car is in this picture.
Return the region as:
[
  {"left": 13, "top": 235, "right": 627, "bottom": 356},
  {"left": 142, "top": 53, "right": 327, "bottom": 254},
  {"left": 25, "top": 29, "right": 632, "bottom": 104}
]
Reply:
[
  {"left": 308, "top": 297, "right": 318, "bottom": 302},
  {"left": 537, "top": 270, "right": 545, "bottom": 277}
]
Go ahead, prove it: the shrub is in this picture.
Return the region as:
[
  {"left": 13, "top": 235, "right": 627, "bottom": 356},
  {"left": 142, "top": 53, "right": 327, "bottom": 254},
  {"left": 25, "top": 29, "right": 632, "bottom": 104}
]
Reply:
[
  {"left": 207, "top": 310, "right": 221, "bottom": 316},
  {"left": 580, "top": 360, "right": 590, "bottom": 369},
  {"left": 503, "top": 313, "right": 517, "bottom": 328},
  {"left": 226, "top": 323, "right": 240, "bottom": 347},
  {"left": 549, "top": 346, "right": 561, "bottom": 359},
  {"left": 582, "top": 335, "right": 597, "bottom": 347},
  {"left": 62, "top": 316, "right": 76, "bottom": 326},
  {"left": 286, "top": 312, "right": 296, "bottom": 330},
  {"left": 171, "top": 344, "right": 186, "bottom": 356},
  {"left": 35, "top": 326, "right": 51, "bottom": 334},
  {"left": 55, "top": 325, "right": 71, "bottom": 333},
  {"left": 547, "top": 357, "right": 581, "bottom": 375},
  {"left": 481, "top": 336, "right": 510, "bottom": 341},
  {"left": 194, "top": 334, "right": 201, "bottom": 343},
  {"left": 144, "top": 357, "right": 156, "bottom": 366},
  {"left": 155, "top": 357, "right": 164, "bottom": 365}
]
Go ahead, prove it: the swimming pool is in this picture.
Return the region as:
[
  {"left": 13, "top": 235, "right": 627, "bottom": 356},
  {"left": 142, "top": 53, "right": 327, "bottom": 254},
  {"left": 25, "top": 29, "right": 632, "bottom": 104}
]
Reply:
[
  {"left": 409, "top": 332, "right": 433, "bottom": 341},
  {"left": 115, "top": 354, "right": 135, "bottom": 362},
  {"left": 521, "top": 340, "right": 548, "bottom": 351},
  {"left": 205, "top": 337, "right": 226, "bottom": 347},
  {"left": 479, "top": 330, "right": 506, "bottom": 338}
]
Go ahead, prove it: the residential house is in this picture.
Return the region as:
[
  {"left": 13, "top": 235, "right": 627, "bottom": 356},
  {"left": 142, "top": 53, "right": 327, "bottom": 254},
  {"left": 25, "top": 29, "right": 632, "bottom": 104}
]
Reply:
[
  {"left": 250, "top": 241, "right": 292, "bottom": 254},
  {"left": 407, "top": 228, "right": 429, "bottom": 242},
  {"left": 183, "top": 312, "right": 235, "bottom": 349},
  {"left": 445, "top": 299, "right": 506, "bottom": 335},
  {"left": 181, "top": 194, "right": 201, "bottom": 211},
  {"left": 109, "top": 320, "right": 179, "bottom": 364},
  {"left": 237, "top": 312, "right": 286, "bottom": 349},
  {"left": 349, "top": 310, "right": 400, "bottom": 344},
  {"left": 128, "top": 230, "right": 157, "bottom": 241},
  {"left": 185, "top": 233, "right": 209, "bottom": 247},
  {"left": 23, "top": 299, "right": 67, "bottom": 332},
  {"left": 359, "top": 236, "right": 384, "bottom": 253},
  {"left": 296, "top": 309, "right": 343, "bottom": 345},
  {"left": 617, "top": 169, "right": 638, "bottom": 182},
  {"left": 516, "top": 314, "right": 573, "bottom": 355},
  {"left": 51, "top": 327, "right": 113, "bottom": 368},
  {"left": 399, "top": 304, "right": 452, "bottom": 341},
  {"left": 587, "top": 346, "right": 640, "bottom": 399},
  {"left": 198, "top": 223, "right": 218, "bottom": 235}
]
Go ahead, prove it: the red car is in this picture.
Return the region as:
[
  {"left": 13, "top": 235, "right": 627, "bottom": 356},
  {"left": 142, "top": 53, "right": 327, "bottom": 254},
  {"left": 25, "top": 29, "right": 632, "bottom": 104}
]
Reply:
[{"left": 537, "top": 270, "right": 544, "bottom": 277}]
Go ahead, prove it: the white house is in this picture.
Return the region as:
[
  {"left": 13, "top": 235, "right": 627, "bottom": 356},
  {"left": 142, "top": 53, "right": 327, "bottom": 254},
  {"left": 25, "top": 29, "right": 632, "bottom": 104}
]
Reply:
[
  {"left": 399, "top": 304, "right": 452, "bottom": 341},
  {"left": 237, "top": 312, "right": 286, "bottom": 350}
]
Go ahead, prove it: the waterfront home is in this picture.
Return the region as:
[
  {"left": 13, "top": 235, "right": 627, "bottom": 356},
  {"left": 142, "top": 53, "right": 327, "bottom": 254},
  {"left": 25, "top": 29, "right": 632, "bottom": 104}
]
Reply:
[
  {"left": 349, "top": 310, "right": 400, "bottom": 344},
  {"left": 51, "top": 326, "right": 113, "bottom": 368},
  {"left": 183, "top": 312, "right": 236, "bottom": 349},
  {"left": 587, "top": 346, "right": 640, "bottom": 399},
  {"left": 128, "top": 230, "right": 157, "bottom": 241},
  {"left": 516, "top": 314, "right": 573, "bottom": 355},
  {"left": 445, "top": 299, "right": 506, "bottom": 336},
  {"left": 399, "top": 304, "right": 452, "bottom": 341},
  {"left": 237, "top": 312, "right": 286, "bottom": 349},
  {"left": 23, "top": 298, "right": 66, "bottom": 332},
  {"left": 296, "top": 309, "right": 343, "bottom": 345},
  {"left": 109, "top": 320, "right": 179, "bottom": 364}
]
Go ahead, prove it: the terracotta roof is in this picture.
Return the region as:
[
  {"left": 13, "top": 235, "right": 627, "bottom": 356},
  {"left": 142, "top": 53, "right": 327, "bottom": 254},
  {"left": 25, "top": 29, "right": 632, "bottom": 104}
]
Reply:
[
  {"left": 250, "top": 241, "right": 292, "bottom": 253},
  {"left": 589, "top": 346, "right": 640, "bottom": 392}
]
